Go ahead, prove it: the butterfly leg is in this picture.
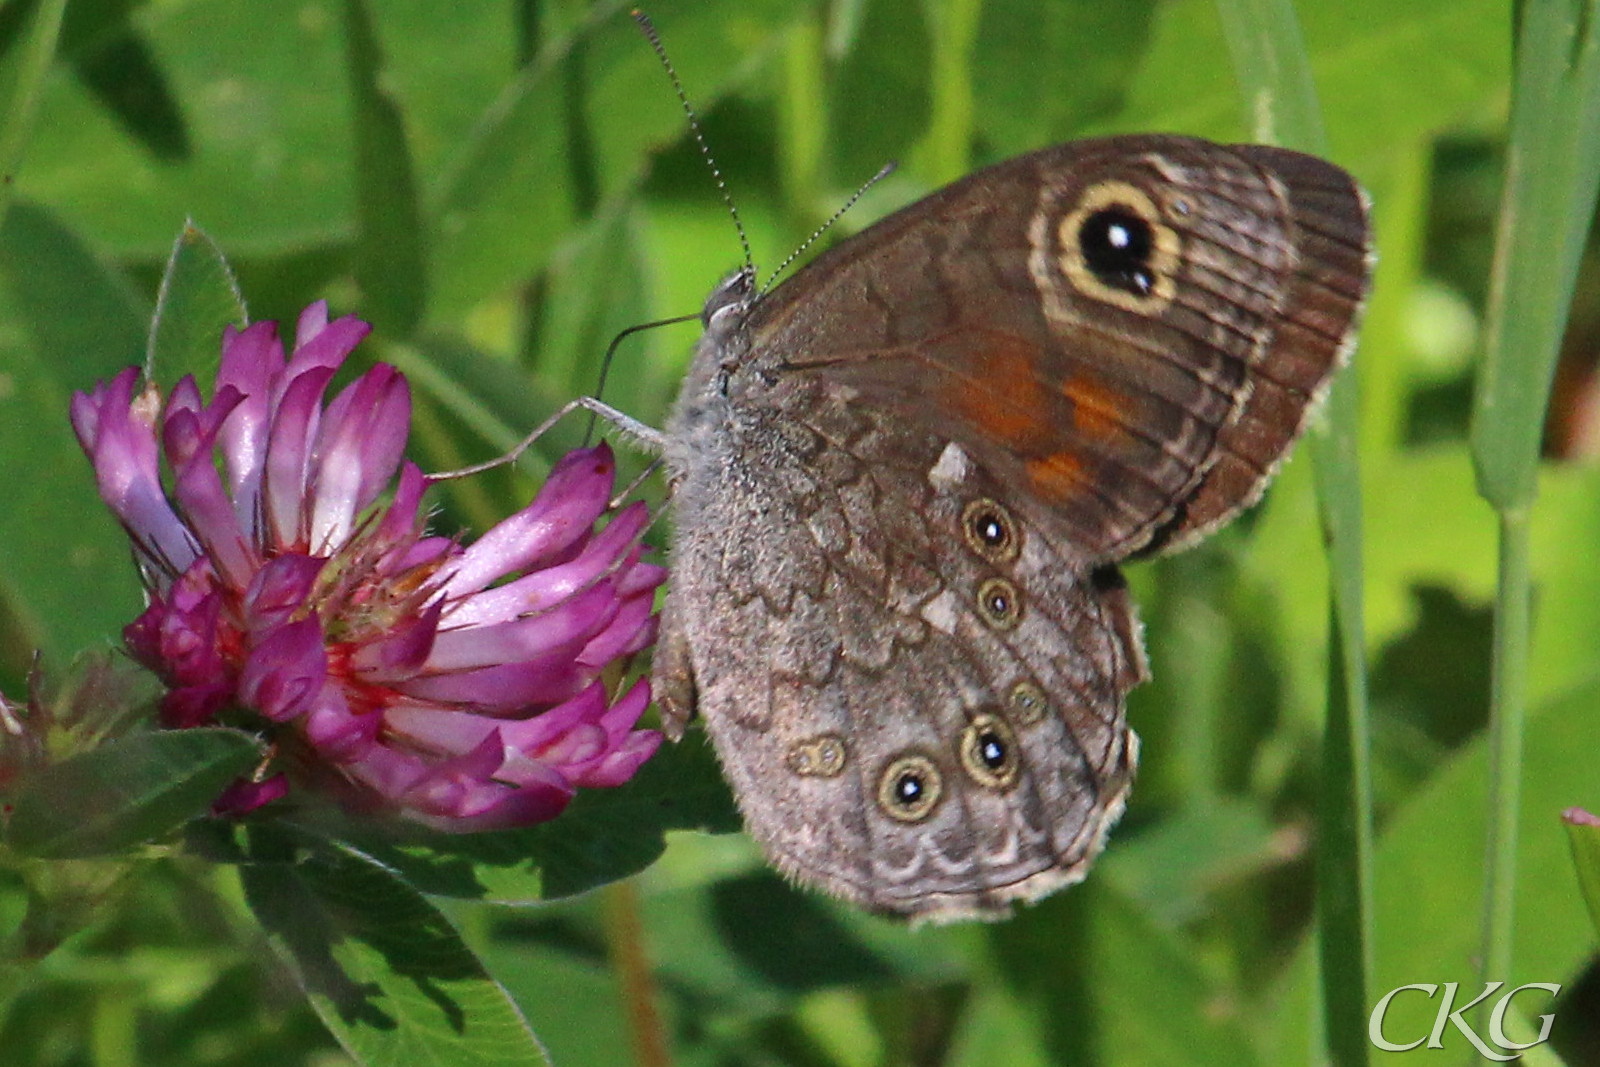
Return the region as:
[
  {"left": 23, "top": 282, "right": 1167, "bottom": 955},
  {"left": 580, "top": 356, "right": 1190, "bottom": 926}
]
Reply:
[
  {"left": 428, "top": 395, "right": 667, "bottom": 483},
  {"left": 573, "top": 396, "right": 669, "bottom": 454},
  {"left": 653, "top": 596, "right": 698, "bottom": 740}
]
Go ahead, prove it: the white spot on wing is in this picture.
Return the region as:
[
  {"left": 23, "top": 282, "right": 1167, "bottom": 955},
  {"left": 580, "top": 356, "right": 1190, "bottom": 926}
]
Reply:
[
  {"left": 928, "top": 442, "right": 971, "bottom": 490},
  {"left": 920, "top": 590, "right": 960, "bottom": 634}
]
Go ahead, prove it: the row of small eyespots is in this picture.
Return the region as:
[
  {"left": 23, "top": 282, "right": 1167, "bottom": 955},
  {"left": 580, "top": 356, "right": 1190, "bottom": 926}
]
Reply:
[
  {"left": 962, "top": 497, "right": 1024, "bottom": 630},
  {"left": 872, "top": 500, "right": 1048, "bottom": 822},
  {"left": 877, "top": 710, "right": 1021, "bottom": 822},
  {"left": 793, "top": 674, "right": 1052, "bottom": 824}
]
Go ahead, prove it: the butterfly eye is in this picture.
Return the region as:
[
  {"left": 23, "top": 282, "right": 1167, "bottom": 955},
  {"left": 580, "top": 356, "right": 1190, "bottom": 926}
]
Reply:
[
  {"left": 1008, "top": 680, "right": 1048, "bottom": 726},
  {"left": 877, "top": 754, "right": 943, "bottom": 822},
  {"left": 976, "top": 577, "right": 1023, "bottom": 630},
  {"left": 1078, "top": 206, "right": 1156, "bottom": 297},
  {"left": 959, "top": 714, "right": 1020, "bottom": 789},
  {"left": 961, "top": 498, "right": 1021, "bottom": 563}
]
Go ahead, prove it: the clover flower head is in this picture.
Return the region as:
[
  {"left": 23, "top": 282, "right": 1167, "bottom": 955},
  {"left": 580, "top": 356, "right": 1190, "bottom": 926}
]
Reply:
[{"left": 72, "top": 302, "right": 663, "bottom": 831}]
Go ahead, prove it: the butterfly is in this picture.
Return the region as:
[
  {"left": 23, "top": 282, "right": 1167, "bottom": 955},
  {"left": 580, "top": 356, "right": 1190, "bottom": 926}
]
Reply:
[{"left": 646, "top": 134, "right": 1370, "bottom": 922}]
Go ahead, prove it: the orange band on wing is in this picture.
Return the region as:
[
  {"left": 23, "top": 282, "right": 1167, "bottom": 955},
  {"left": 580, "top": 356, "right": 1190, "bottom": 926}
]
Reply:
[
  {"left": 1061, "top": 375, "right": 1126, "bottom": 441},
  {"left": 948, "top": 332, "right": 1056, "bottom": 450},
  {"left": 1025, "top": 451, "right": 1085, "bottom": 498}
]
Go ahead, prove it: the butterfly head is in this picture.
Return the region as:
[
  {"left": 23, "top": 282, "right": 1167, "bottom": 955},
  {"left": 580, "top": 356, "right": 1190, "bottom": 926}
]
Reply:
[{"left": 701, "top": 267, "right": 758, "bottom": 331}]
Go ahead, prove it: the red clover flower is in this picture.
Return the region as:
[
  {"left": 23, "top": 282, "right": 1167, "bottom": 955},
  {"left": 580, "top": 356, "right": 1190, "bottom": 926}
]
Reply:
[{"left": 71, "top": 302, "right": 663, "bottom": 831}]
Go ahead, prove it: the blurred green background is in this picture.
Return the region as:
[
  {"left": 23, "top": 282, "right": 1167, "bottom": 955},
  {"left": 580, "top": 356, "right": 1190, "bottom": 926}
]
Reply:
[{"left": 2, "top": 0, "right": 1599, "bottom": 1064}]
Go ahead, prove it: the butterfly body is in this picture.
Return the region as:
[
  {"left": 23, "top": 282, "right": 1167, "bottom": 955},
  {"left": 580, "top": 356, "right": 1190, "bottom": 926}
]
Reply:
[{"left": 654, "top": 134, "right": 1370, "bottom": 922}]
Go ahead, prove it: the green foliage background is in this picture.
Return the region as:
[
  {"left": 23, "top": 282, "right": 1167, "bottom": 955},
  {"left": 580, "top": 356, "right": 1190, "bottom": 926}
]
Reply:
[{"left": 1, "top": 0, "right": 1599, "bottom": 1064}]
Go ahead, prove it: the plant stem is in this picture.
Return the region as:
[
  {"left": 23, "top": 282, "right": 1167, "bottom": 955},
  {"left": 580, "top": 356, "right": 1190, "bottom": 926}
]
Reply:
[
  {"left": 1481, "top": 510, "right": 1532, "bottom": 985},
  {"left": 604, "top": 880, "right": 672, "bottom": 1067},
  {"left": 1468, "top": 0, "right": 1600, "bottom": 1018}
]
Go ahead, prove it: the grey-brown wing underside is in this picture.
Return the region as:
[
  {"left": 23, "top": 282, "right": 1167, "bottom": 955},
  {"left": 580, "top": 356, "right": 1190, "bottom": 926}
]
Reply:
[{"left": 654, "top": 378, "right": 1142, "bottom": 921}]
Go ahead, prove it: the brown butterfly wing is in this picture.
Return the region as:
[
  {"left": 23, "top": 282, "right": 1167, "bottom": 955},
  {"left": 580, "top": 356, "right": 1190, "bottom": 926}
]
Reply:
[
  {"left": 1153, "top": 144, "right": 1370, "bottom": 548},
  {"left": 741, "top": 134, "right": 1370, "bottom": 561},
  {"left": 656, "top": 134, "right": 1370, "bottom": 920},
  {"left": 656, "top": 379, "right": 1142, "bottom": 919}
]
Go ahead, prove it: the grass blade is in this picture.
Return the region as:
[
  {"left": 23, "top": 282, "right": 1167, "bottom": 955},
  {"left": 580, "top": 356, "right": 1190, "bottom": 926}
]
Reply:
[
  {"left": 1469, "top": 0, "right": 1600, "bottom": 1004},
  {"left": 1212, "top": 1, "right": 1374, "bottom": 1062}
]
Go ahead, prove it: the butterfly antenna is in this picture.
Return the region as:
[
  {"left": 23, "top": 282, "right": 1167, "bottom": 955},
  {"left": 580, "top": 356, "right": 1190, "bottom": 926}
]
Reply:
[
  {"left": 760, "top": 161, "right": 896, "bottom": 291},
  {"left": 632, "top": 10, "right": 755, "bottom": 282}
]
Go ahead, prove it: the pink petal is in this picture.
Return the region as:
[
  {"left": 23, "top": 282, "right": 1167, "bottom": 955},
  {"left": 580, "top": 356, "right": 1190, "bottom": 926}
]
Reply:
[
  {"left": 216, "top": 321, "right": 285, "bottom": 511},
  {"left": 410, "top": 784, "right": 573, "bottom": 833},
  {"left": 496, "top": 682, "right": 611, "bottom": 750},
  {"left": 537, "top": 722, "right": 608, "bottom": 766},
  {"left": 373, "top": 462, "right": 429, "bottom": 552},
  {"left": 574, "top": 592, "right": 655, "bottom": 670},
  {"left": 213, "top": 774, "right": 289, "bottom": 817},
  {"left": 78, "top": 368, "right": 199, "bottom": 578},
  {"left": 160, "top": 682, "right": 234, "bottom": 729},
  {"left": 243, "top": 555, "right": 325, "bottom": 631},
  {"left": 308, "top": 365, "right": 411, "bottom": 552},
  {"left": 397, "top": 656, "right": 589, "bottom": 710},
  {"left": 348, "top": 599, "right": 443, "bottom": 680},
  {"left": 294, "top": 301, "right": 330, "bottom": 349},
  {"left": 594, "top": 677, "right": 652, "bottom": 741},
  {"left": 435, "top": 444, "right": 617, "bottom": 600},
  {"left": 443, "top": 502, "right": 650, "bottom": 628},
  {"left": 172, "top": 430, "right": 256, "bottom": 588},
  {"left": 302, "top": 688, "right": 381, "bottom": 761},
  {"left": 426, "top": 580, "right": 620, "bottom": 672},
  {"left": 568, "top": 731, "right": 662, "bottom": 788},
  {"left": 341, "top": 742, "right": 430, "bottom": 800},
  {"left": 262, "top": 366, "right": 336, "bottom": 548},
  {"left": 282, "top": 312, "right": 370, "bottom": 389},
  {"left": 217, "top": 320, "right": 286, "bottom": 401},
  {"left": 239, "top": 617, "right": 328, "bottom": 722}
]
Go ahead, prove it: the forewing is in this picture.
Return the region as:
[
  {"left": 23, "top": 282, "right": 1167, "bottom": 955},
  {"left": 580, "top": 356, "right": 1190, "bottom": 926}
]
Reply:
[{"left": 742, "top": 135, "right": 1370, "bottom": 562}]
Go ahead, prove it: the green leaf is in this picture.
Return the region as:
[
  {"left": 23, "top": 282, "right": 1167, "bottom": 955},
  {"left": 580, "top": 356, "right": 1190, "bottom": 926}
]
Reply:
[
  {"left": 1099, "top": 796, "right": 1282, "bottom": 927},
  {"left": 1562, "top": 810, "right": 1600, "bottom": 941},
  {"left": 0, "top": 200, "right": 148, "bottom": 659},
  {"left": 827, "top": 0, "right": 932, "bottom": 185},
  {"left": 522, "top": 196, "right": 659, "bottom": 411},
  {"left": 0, "top": 0, "right": 68, "bottom": 227},
  {"left": 472, "top": 929, "right": 633, "bottom": 1067},
  {"left": 0, "top": 200, "right": 147, "bottom": 366},
  {"left": 647, "top": 871, "right": 960, "bottom": 1006},
  {"left": 70, "top": 19, "right": 191, "bottom": 163},
  {"left": 1110, "top": 0, "right": 1510, "bottom": 174},
  {"left": 990, "top": 882, "right": 1260, "bottom": 1067},
  {"left": 341, "top": 0, "right": 427, "bottom": 337},
  {"left": 146, "top": 221, "right": 247, "bottom": 388},
  {"left": 1268, "top": 679, "right": 1600, "bottom": 1061},
  {"left": 422, "top": 32, "right": 576, "bottom": 319},
  {"left": 240, "top": 832, "right": 552, "bottom": 1067},
  {"left": 4, "top": 727, "right": 262, "bottom": 858},
  {"left": 973, "top": 0, "right": 1158, "bottom": 151},
  {"left": 429, "top": 0, "right": 798, "bottom": 317},
  {"left": 1470, "top": 0, "right": 1600, "bottom": 1002},
  {"left": 1210, "top": 3, "right": 1374, "bottom": 1062}
]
